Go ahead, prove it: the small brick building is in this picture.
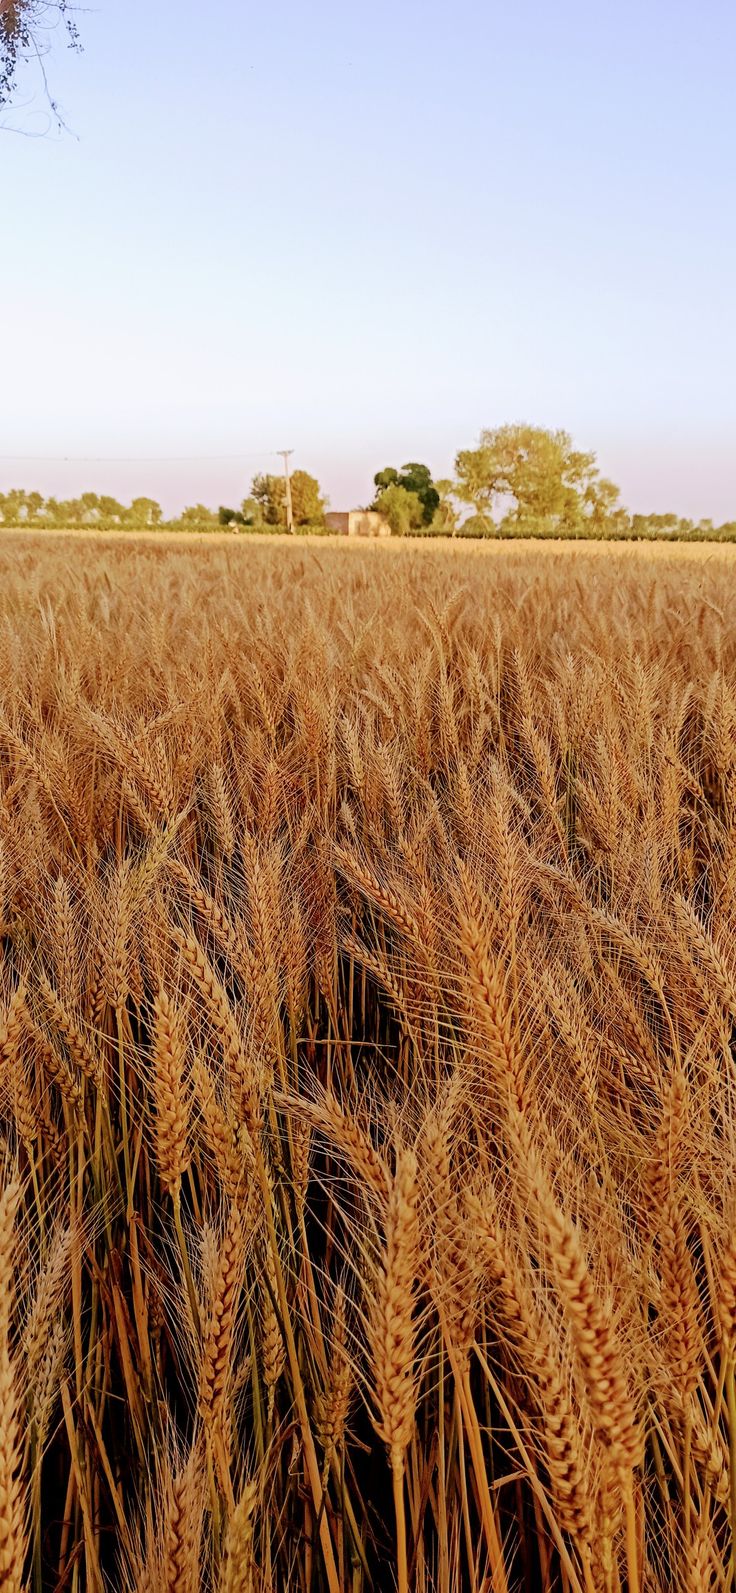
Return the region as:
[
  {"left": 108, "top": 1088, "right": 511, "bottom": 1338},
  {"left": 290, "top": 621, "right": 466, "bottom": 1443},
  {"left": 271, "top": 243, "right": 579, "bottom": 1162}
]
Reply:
[{"left": 325, "top": 510, "right": 392, "bottom": 537}]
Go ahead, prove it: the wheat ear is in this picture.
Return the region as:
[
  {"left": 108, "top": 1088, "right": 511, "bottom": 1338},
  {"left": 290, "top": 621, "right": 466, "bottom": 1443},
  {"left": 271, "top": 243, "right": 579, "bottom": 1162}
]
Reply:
[
  {"left": 0, "top": 1179, "right": 25, "bottom": 1593},
  {"left": 150, "top": 989, "right": 190, "bottom": 1198},
  {"left": 220, "top": 1481, "right": 258, "bottom": 1592},
  {"left": 368, "top": 1148, "right": 419, "bottom": 1593}
]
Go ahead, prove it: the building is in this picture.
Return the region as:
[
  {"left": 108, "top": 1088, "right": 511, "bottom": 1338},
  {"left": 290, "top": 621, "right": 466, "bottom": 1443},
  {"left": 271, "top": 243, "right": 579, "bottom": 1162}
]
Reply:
[{"left": 325, "top": 510, "right": 392, "bottom": 537}]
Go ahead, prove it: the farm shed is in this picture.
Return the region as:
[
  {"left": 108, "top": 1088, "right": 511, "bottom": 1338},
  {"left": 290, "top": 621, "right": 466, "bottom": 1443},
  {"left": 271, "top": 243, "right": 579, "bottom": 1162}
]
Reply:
[{"left": 325, "top": 510, "right": 392, "bottom": 537}]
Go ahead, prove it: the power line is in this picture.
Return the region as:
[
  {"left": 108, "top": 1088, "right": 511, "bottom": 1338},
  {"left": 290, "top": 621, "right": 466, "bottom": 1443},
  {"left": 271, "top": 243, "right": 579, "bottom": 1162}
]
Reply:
[{"left": 0, "top": 451, "right": 281, "bottom": 464}]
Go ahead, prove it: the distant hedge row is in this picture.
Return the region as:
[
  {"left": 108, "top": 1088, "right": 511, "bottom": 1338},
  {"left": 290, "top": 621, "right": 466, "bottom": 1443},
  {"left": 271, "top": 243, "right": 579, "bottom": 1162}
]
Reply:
[{"left": 3, "top": 518, "right": 736, "bottom": 543}]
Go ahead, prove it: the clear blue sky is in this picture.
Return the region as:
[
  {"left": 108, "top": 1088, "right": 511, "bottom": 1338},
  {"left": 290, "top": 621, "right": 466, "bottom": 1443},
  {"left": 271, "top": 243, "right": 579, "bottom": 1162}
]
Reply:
[{"left": 2, "top": 0, "right": 735, "bottom": 518}]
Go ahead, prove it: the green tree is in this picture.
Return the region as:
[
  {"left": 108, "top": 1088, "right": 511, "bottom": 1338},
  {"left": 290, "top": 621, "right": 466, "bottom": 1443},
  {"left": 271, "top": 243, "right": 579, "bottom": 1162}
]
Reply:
[
  {"left": 457, "top": 512, "right": 495, "bottom": 539},
  {"left": 97, "top": 495, "right": 126, "bottom": 524},
  {"left": 0, "top": 489, "right": 32, "bottom": 524},
  {"left": 291, "top": 470, "right": 326, "bottom": 526},
  {"left": 79, "top": 492, "right": 101, "bottom": 524},
  {"left": 46, "top": 496, "right": 83, "bottom": 526},
  {"left": 582, "top": 473, "right": 624, "bottom": 532},
  {"left": 455, "top": 424, "right": 621, "bottom": 533},
  {"left": 251, "top": 474, "right": 283, "bottom": 525},
  {"left": 372, "top": 483, "right": 426, "bottom": 536},
  {"left": 250, "top": 470, "right": 326, "bottom": 528},
  {"left": 240, "top": 496, "right": 265, "bottom": 528},
  {"left": 128, "top": 497, "right": 163, "bottom": 528},
  {"left": 373, "top": 461, "right": 440, "bottom": 526},
  {"left": 178, "top": 504, "right": 218, "bottom": 526},
  {"left": 25, "top": 490, "right": 44, "bottom": 523},
  {"left": 432, "top": 479, "right": 462, "bottom": 536}
]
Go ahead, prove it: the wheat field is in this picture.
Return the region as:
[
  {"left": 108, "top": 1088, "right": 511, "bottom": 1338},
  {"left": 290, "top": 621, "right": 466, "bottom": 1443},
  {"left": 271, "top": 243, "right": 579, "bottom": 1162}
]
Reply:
[{"left": 0, "top": 531, "right": 735, "bottom": 1591}]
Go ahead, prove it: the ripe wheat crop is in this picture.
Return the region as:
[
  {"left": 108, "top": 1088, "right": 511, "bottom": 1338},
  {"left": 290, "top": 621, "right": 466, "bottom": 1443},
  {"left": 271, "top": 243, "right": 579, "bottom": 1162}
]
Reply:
[{"left": 0, "top": 530, "right": 735, "bottom": 1590}]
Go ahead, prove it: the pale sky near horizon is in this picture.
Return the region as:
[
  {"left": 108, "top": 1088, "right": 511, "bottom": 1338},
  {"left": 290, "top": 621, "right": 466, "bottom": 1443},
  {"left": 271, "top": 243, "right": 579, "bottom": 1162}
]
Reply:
[{"left": 2, "top": 0, "right": 735, "bottom": 519}]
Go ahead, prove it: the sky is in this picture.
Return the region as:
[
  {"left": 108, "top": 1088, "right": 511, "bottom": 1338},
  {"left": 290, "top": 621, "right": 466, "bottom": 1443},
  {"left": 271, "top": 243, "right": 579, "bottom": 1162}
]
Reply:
[{"left": 1, "top": 0, "right": 735, "bottom": 519}]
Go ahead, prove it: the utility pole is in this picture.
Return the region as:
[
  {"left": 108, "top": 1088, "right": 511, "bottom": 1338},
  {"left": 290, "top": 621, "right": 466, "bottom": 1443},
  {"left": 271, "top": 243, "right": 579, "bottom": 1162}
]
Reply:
[{"left": 277, "top": 449, "right": 294, "bottom": 534}]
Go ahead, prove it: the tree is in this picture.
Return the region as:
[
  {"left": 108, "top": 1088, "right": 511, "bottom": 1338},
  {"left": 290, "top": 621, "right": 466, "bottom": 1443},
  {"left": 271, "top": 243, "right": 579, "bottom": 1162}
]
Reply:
[
  {"left": 97, "top": 495, "right": 125, "bottom": 524},
  {"left": 457, "top": 512, "right": 494, "bottom": 539},
  {"left": 0, "top": 490, "right": 16, "bottom": 524},
  {"left": 1, "top": 1, "right": 80, "bottom": 111},
  {"left": 128, "top": 497, "right": 163, "bottom": 528},
  {"left": 630, "top": 512, "right": 693, "bottom": 538},
  {"left": 372, "top": 483, "right": 426, "bottom": 537},
  {"left": 432, "top": 479, "right": 461, "bottom": 537},
  {"left": 218, "top": 506, "right": 245, "bottom": 526},
  {"left": 0, "top": 488, "right": 43, "bottom": 522},
  {"left": 79, "top": 492, "right": 101, "bottom": 524},
  {"left": 250, "top": 470, "right": 326, "bottom": 529},
  {"left": 373, "top": 461, "right": 440, "bottom": 526},
  {"left": 178, "top": 504, "right": 218, "bottom": 526},
  {"left": 455, "top": 424, "right": 622, "bottom": 533},
  {"left": 46, "top": 495, "right": 83, "bottom": 525},
  {"left": 581, "top": 473, "right": 624, "bottom": 533},
  {"left": 240, "top": 495, "right": 265, "bottom": 528},
  {"left": 290, "top": 470, "right": 326, "bottom": 526}
]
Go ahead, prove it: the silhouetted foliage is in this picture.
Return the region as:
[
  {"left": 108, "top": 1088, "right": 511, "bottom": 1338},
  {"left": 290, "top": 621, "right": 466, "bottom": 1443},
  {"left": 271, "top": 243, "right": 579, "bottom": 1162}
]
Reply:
[{"left": 1, "top": 1, "right": 80, "bottom": 110}]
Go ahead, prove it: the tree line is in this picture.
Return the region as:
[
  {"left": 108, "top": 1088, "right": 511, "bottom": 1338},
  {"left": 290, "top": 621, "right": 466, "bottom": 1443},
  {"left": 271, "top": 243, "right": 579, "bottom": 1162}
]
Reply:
[
  {"left": 2, "top": 426, "right": 735, "bottom": 540},
  {"left": 0, "top": 470, "right": 327, "bottom": 534}
]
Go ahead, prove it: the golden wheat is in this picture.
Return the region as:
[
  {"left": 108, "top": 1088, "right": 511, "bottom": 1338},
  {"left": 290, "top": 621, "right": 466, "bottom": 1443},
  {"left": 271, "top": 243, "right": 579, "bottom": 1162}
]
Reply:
[{"left": 0, "top": 531, "right": 735, "bottom": 1590}]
